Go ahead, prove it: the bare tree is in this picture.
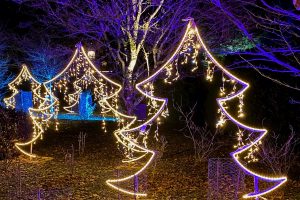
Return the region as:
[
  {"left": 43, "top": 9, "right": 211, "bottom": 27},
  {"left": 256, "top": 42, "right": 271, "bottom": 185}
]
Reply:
[
  {"left": 294, "top": 0, "right": 300, "bottom": 10},
  {"left": 0, "top": 31, "right": 12, "bottom": 102},
  {"left": 20, "top": 38, "right": 72, "bottom": 82},
  {"left": 10, "top": 0, "right": 300, "bottom": 106},
  {"left": 203, "top": 0, "right": 300, "bottom": 90},
  {"left": 11, "top": 0, "right": 198, "bottom": 112},
  {"left": 258, "top": 125, "right": 300, "bottom": 175},
  {"left": 174, "top": 101, "right": 221, "bottom": 163}
]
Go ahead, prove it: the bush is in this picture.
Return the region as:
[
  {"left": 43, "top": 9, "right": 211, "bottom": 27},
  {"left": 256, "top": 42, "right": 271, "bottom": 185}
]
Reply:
[{"left": 0, "top": 107, "right": 31, "bottom": 159}]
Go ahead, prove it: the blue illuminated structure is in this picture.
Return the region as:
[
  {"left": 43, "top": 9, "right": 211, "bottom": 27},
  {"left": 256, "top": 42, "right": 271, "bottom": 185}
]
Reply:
[
  {"left": 54, "top": 90, "right": 118, "bottom": 121},
  {"left": 79, "top": 90, "right": 95, "bottom": 118},
  {"left": 57, "top": 113, "right": 117, "bottom": 121},
  {"left": 11, "top": 88, "right": 117, "bottom": 121},
  {"left": 57, "top": 89, "right": 117, "bottom": 121},
  {"left": 15, "top": 90, "right": 33, "bottom": 113}
]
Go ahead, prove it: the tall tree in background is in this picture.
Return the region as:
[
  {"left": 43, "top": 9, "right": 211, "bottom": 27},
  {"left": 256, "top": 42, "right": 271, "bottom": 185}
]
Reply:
[
  {"left": 10, "top": 0, "right": 300, "bottom": 106},
  {"left": 19, "top": 38, "right": 71, "bottom": 82},
  {"left": 0, "top": 30, "right": 12, "bottom": 102},
  {"left": 11, "top": 0, "right": 198, "bottom": 113},
  {"left": 204, "top": 0, "right": 300, "bottom": 89}
]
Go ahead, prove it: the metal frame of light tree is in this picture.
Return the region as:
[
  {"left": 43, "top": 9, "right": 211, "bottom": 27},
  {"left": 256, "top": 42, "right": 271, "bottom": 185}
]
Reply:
[
  {"left": 105, "top": 18, "right": 287, "bottom": 198},
  {"left": 3, "top": 64, "right": 40, "bottom": 109},
  {"left": 44, "top": 43, "right": 122, "bottom": 129},
  {"left": 189, "top": 19, "right": 287, "bottom": 198},
  {"left": 15, "top": 84, "right": 59, "bottom": 158},
  {"left": 3, "top": 64, "right": 59, "bottom": 157}
]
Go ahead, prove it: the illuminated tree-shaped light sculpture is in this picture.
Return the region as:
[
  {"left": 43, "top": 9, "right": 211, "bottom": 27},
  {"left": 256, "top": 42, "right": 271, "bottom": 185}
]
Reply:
[
  {"left": 193, "top": 20, "right": 287, "bottom": 198},
  {"left": 44, "top": 43, "right": 122, "bottom": 130},
  {"left": 15, "top": 84, "right": 59, "bottom": 157},
  {"left": 106, "top": 17, "right": 287, "bottom": 198},
  {"left": 105, "top": 17, "right": 210, "bottom": 196},
  {"left": 4, "top": 64, "right": 40, "bottom": 110},
  {"left": 162, "top": 18, "right": 287, "bottom": 199},
  {"left": 3, "top": 64, "right": 59, "bottom": 157}
]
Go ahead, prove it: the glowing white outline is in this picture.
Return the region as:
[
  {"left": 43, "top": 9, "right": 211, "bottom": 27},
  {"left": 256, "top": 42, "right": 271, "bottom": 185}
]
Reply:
[
  {"left": 188, "top": 19, "right": 287, "bottom": 198},
  {"left": 4, "top": 64, "right": 40, "bottom": 109},
  {"left": 107, "top": 18, "right": 287, "bottom": 198},
  {"left": 15, "top": 84, "right": 59, "bottom": 157},
  {"left": 104, "top": 15, "right": 194, "bottom": 197}
]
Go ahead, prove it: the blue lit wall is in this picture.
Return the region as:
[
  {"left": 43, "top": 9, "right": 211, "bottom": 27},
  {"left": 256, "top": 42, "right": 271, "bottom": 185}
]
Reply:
[
  {"left": 79, "top": 90, "right": 95, "bottom": 118},
  {"left": 12, "top": 89, "right": 117, "bottom": 121},
  {"left": 15, "top": 90, "right": 33, "bottom": 113},
  {"left": 57, "top": 114, "right": 117, "bottom": 121}
]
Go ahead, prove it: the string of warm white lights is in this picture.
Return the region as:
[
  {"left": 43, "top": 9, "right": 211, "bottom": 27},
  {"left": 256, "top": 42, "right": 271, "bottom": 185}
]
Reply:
[
  {"left": 105, "top": 61, "right": 169, "bottom": 197},
  {"left": 185, "top": 18, "right": 287, "bottom": 198},
  {"left": 107, "top": 17, "right": 286, "bottom": 198},
  {"left": 3, "top": 18, "right": 287, "bottom": 198},
  {"left": 3, "top": 65, "right": 58, "bottom": 157},
  {"left": 4, "top": 64, "right": 40, "bottom": 109},
  {"left": 44, "top": 43, "right": 122, "bottom": 130},
  {"left": 15, "top": 85, "right": 59, "bottom": 158}
]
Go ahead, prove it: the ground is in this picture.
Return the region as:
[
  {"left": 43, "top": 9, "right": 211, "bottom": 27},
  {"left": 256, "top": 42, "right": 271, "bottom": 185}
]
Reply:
[{"left": 0, "top": 120, "right": 299, "bottom": 199}]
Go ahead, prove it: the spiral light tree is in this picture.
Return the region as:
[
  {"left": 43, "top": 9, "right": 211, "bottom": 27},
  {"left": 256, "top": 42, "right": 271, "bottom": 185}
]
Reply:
[
  {"left": 3, "top": 64, "right": 59, "bottom": 157},
  {"left": 107, "top": 18, "right": 287, "bottom": 198},
  {"left": 44, "top": 42, "right": 122, "bottom": 130},
  {"left": 4, "top": 43, "right": 123, "bottom": 157}
]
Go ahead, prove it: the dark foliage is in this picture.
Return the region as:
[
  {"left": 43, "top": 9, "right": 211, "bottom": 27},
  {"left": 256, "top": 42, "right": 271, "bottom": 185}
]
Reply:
[{"left": 0, "top": 107, "right": 31, "bottom": 159}]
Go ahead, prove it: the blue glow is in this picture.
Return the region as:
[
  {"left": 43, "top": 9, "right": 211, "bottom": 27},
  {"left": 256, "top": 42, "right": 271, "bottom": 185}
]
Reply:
[
  {"left": 0, "top": 101, "right": 5, "bottom": 108},
  {"left": 79, "top": 90, "right": 95, "bottom": 118},
  {"left": 57, "top": 113, "right": 117, "bottom": 121},
  {"left": 15, "top": 90, "right": 33, "bottom": 113}
]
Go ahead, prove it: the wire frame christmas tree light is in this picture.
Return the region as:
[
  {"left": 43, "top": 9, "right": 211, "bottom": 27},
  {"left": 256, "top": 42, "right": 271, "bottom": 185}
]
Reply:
[
  {"left": 44, "top": 42, "right": 122, "bottom": 121},
  {"left": 3, "top": 64, "right": 60, "bottom": 157},
  {"left": 15, "top": 84, "right": 59, "bottom": 157},
  {"left": 188, "top": 18, "right": 287, "bottom": 198},
  {"left": 2, "top": 18, "right": 287, "bottom": 199},
  {"left": 106, "top": 17, "right": 287, "bottom": 198},
  {"left": 164, "top": 18, "right": 287, "bottom": 199},
  {"left": 4, "top": 64, "right": 40, "bottom": 109}
]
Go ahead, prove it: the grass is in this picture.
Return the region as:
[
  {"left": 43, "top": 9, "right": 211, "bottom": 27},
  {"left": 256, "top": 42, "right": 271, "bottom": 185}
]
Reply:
[{"left": 0, "top": 120, "right": 299, "bottom": 199}]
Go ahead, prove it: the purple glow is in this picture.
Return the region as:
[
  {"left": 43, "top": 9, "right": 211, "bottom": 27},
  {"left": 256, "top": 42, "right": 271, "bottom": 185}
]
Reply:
[{"left": 191, "top": 18, "right": 287, "bottom": 198}]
